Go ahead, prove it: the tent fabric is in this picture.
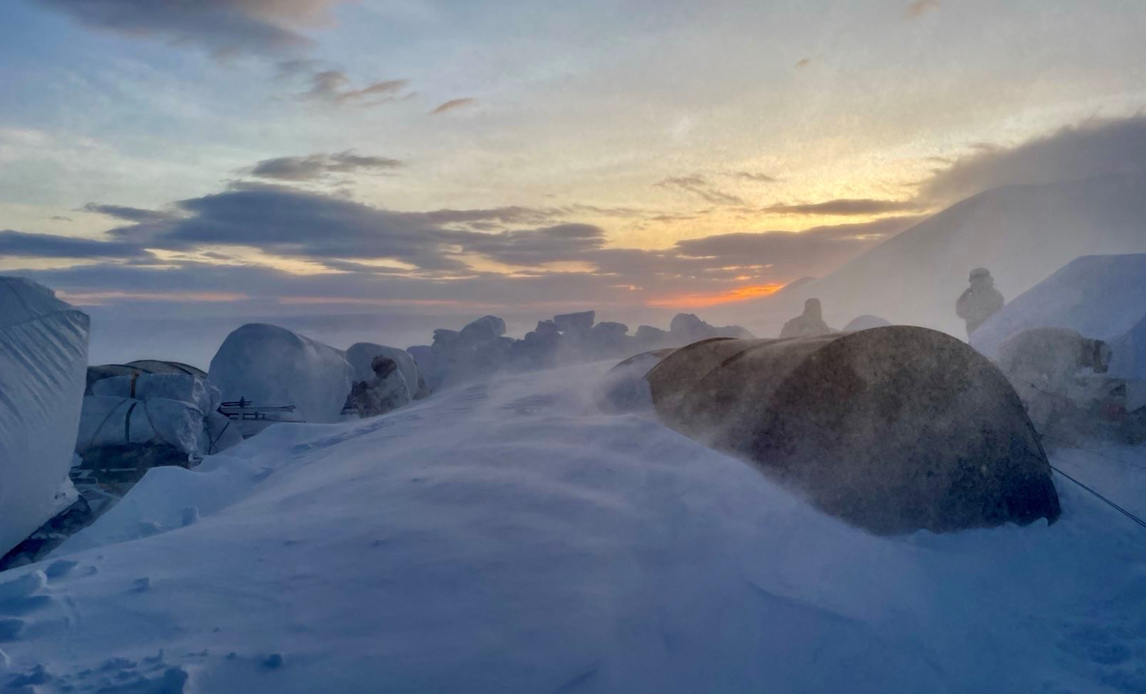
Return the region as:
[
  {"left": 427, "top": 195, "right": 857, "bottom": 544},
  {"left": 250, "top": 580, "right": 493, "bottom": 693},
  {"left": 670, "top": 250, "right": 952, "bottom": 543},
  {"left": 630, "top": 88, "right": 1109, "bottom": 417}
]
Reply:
[
  {"left": 208, "top": 323, "right": 354, "bottom": 424},
  {"left": 972, "top": 254, "right": 1146, "bottom": 381},
  {"left": 86, "top": 360, "right": 206, "bottom": 394},
  {"left": 646, "top": 326, "right": 1060, "bottom": 534},
  {"left": 0, "top": 276, "right": 89, "bottom": 556},
  {"left": 91, "top": 373, "right": 221, "bottom": 415},
  {"left": 76, "top": 396, "right": 204, "bottom": 457}
]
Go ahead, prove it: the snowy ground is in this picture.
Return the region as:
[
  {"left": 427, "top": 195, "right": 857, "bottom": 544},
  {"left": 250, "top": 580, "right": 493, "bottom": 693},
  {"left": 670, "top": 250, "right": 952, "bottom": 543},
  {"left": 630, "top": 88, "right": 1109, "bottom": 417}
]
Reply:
[{"left": 2, "top": 362, "right": 1145, "bottom": 693}]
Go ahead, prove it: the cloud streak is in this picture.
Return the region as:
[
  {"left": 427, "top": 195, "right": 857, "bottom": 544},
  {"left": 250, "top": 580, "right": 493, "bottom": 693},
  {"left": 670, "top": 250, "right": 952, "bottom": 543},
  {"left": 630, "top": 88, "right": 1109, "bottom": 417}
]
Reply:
[
  {"left": 32, "top": 0, "right": 351, "bottom": 55},
  {"left": 248, "top": 152, "right": 404, "bottom": 181},
  {"left": 655, "top": 175, "right": 747, "bottom": 206},
  {"left": 430, "top": 98, "right": 477, "bottom": 115},
  {"left": 763, "top": 198, "right": 924, "bottom": 216}
]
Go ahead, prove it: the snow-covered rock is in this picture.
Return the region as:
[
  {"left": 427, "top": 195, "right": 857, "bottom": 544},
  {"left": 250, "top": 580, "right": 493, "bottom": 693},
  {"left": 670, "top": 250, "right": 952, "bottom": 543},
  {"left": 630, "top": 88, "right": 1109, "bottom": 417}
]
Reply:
[
  {"left": 0, "top": 277, "right": 88, "bottom": 557},
  {"left": 208, "top": 324, "right": 353, "bottom": 424},
  {"left": 972, "top": 254, "right": 1146, "bottom": 381}
]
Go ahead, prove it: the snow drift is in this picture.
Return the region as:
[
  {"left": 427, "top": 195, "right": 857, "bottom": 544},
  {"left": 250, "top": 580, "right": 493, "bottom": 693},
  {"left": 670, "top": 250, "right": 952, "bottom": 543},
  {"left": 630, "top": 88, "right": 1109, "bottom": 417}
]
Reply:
[
  {"left": 0, "top": 362, "right": 1140, "bottom": 693},
  {"left": 646, "top": 328, "right": 1060, "bottom": 533},
  {"left": 0, "top": 277, "right": 89, "bottom": 557},
  {"left": 208, "top": 324, "right": 353, "bottom": 424},
  {"left": 971, "top": 254, "right": 1146, "bottom": 381}
]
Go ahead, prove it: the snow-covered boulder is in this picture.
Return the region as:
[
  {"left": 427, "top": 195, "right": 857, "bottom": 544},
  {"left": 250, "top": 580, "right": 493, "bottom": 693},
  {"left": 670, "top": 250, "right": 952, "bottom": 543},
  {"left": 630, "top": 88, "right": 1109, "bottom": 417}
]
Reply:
[
  {"left": 459, "top": 315, "right": 507, "bottom": 345},
  {"left": 0, "top": 276, "right": 89, "bottom": 557},
  {"left": 208, "top": 324, "right": 354, "bottom": 424},
  {"left": 554, "top": 310, "right": 595, "bottom": 334}
]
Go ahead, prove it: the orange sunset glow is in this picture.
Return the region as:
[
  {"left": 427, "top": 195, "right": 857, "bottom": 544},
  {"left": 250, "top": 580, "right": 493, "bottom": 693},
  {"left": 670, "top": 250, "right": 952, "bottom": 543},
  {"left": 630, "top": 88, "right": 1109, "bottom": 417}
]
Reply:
[{"left": 647, "top": 283, "right": 787, "bottom": 309}]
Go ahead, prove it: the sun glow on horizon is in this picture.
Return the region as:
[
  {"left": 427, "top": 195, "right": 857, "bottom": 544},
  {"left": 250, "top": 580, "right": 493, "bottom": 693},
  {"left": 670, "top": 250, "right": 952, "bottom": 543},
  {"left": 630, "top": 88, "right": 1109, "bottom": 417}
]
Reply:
[{"left": 646, "top": 282, "right": 786, "bottom": 309}]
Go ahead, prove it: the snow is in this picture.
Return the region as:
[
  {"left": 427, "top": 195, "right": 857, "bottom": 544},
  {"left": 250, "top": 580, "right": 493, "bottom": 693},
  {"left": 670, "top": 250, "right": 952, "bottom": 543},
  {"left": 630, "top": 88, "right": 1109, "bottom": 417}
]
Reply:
[
  {"left": 0, "top": 361, "right": 1142, "bottom": 692},
  {"left": 0, "top": 277, "right": 89, "bottom": 558},
  {"left": 207, "top": 323, "right": 354, "bottom": 424},
  {"left": 972, "top": 254, "right": 1146, "bottom": 381}
]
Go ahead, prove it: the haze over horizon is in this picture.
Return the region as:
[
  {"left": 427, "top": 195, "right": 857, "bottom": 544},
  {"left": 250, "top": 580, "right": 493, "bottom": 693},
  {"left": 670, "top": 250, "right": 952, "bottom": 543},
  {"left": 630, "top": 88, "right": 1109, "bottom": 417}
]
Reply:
[{"left": 3, "top": 0, "right": 1146, "bottom": 321}]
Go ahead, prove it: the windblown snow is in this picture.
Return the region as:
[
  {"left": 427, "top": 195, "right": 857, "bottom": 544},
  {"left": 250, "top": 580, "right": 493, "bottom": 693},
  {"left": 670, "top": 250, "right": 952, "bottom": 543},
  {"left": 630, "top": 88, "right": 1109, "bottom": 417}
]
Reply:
[{"left": 1, "top": 362, "right": 1144, "bottom": 693}]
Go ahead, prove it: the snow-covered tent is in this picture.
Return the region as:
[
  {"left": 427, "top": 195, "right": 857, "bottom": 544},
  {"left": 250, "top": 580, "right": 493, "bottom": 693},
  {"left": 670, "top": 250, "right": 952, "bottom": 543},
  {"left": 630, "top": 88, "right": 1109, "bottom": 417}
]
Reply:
[
  {"left": 208, "top": 324, "right": 354, "bottom": 424},
  {"left": 972, "top": 254, "right": 1146, "bottom": 381},
  {"left": 0, "top": 277, "right": 89, "bottom": 556},
  {"left": 86, "top": 360, "right": 206, "bottom": 394},
  {"left": 646, "top": 327, "right": 1060, "bottom": 534}
]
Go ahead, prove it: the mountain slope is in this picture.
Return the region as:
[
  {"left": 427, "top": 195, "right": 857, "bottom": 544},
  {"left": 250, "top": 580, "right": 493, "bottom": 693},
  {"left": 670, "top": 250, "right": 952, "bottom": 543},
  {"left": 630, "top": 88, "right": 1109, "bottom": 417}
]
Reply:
[{"left": 712, "top": 174, "right": 1146, "bottom": 337}]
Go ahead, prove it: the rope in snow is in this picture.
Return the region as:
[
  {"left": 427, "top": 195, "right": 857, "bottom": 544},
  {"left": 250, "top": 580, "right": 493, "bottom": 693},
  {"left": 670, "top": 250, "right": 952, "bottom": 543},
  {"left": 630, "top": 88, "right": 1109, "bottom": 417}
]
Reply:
[{"left": 1049, "top": 463, "right": 1146, "bottom": 531}]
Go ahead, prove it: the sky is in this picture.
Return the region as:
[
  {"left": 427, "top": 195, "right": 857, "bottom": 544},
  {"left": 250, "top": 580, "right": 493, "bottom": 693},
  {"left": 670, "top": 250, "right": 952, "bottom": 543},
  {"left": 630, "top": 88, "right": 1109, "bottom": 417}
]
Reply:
[{"left": 2, "top": 0, "right": 1146, "bottom": 323}]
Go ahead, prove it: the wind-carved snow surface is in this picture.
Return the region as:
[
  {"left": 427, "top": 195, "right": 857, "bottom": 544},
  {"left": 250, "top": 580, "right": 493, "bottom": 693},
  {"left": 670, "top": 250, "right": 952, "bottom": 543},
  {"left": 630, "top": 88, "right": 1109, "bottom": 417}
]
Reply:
[{"left": 2, "top": 362, "right": 1145, "bottom": 693}]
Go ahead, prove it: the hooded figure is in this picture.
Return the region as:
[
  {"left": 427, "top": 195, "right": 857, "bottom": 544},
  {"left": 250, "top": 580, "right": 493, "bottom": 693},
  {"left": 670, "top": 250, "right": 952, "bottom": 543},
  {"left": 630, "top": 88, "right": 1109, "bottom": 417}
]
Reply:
[
  {"left": 996, "top": 326, "right": 1112, "bottom": 433},
  {"left": 780, "top": 298, "right": 832, "bottom": 339},
  {"left": 345, "top": 356, "right": 411, "bottom": 418},
  {"left": 956, "top": 268, "right": 1004, "bottom": 338}
]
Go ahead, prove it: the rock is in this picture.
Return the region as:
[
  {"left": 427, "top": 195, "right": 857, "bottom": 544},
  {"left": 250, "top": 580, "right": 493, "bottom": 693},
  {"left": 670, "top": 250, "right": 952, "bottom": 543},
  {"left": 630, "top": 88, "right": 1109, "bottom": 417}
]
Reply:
[
  {"left": 459, "top": 316, "right": 506, "bottom": 345},
  {"left": 553, "top": 311, "right": 595, "bottom": 334}
]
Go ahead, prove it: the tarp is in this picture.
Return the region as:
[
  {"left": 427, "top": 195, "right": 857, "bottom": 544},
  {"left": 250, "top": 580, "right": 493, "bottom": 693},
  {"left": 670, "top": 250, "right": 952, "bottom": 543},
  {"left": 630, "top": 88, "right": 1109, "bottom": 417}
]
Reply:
[
  {"left": 0, "top": 276, "right": 89, "bottom": 556},
  {"left": 76, "top": 396, "right": 205, "bottom": 457},
  {"left": 646, "top": 327, "right": 1060, "bottom": 534},
  {"left": 87, "top": 360, "right": 206, "bottom": 394},
  {"left": 972, "top": 254, "right": 1146, "bottom": 381},
  {"left": 208, "top": 323, "right": 354, "bottom": 424}
]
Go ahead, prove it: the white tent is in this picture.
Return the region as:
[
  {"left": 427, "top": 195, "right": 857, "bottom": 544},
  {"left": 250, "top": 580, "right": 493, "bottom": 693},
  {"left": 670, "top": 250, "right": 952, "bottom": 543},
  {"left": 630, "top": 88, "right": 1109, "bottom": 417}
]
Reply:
[
  {"left": 0, "top": 277, "right": 89, "bottom": 556},
  {"left": 208, "top": 324, "right": 354, "bottom": 424},
  {"left": 972, "top": 254, "right": 1146, "bottom": 381}
]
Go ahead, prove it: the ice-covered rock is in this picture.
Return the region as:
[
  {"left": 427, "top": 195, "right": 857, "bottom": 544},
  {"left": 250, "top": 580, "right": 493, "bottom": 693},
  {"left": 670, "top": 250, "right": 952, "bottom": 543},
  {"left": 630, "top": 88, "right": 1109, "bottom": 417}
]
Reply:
[
  {"left": 0, "top": 276, "right": 88, "bottom": 557},
  {"left": 459, "top": 315, "right": 507, "bottom": 345},
  {"left": 208, "top": 324, "right": 353, "bottom": 424},
  {"left": 553, "top": 310, "right": 595, "bottom": 334}
]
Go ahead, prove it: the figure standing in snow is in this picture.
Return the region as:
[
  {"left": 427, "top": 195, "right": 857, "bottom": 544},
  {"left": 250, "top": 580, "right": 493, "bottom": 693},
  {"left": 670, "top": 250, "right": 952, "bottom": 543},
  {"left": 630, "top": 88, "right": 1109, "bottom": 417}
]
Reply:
[
  {"left": 780, "top": 298, "right": 833, "bottom": 339},
  {"left": 956, "top": 267, "right": 1004, "bottom": 338},
  {"left": 344, "top": 356, "right": 411, "bottom": 418},
  {"left": 996, "top": 327, "right": 1112, "bottom": 433}
]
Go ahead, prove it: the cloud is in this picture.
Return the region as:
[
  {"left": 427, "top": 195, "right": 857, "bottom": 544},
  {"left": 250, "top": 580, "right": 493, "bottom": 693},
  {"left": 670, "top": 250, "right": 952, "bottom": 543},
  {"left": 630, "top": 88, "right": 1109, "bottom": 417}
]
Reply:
[
  {"left": 11, "top": 184, "right": 928, "bottom": 314},
  {"left": 248, "top": 151, "right": 404, "bottom": 181},
  {"left": 793, "top": 58, "right": 812, "bottom": 68},
  {"left": 654, "top": 175, "right": 747, "bottom": 206},
  {"left": 0, "top": 229, "right": 148, "bottom": 259},
  {"left": 82, "top": 203, "right": 174, "bottom": 223},
  {"left": 905, "top": 1, "right": 940, "bottom": 19},
  {"left": 452, "top": 223, "right": 606, "bottom": 266},
  {"left": 917, "top": 115, "right": 1146, "bottom": 203},
  {"left": 50, "top": 216, "right": 73, "bottom": 222},
  {"left": 763, "top": 198, "right": 924, "bottom": 216},
  {"left": 301, "top": 70, "right": 412, "bottom": 105},
  {"left": 733, "top": 172, "right": 779, "bottom": 183},
  {"left": 32, "top": 0, "right": 350, "bottom": 55},
  {"left": 430, "top": 98, "right": 477, "bottom": 115}
]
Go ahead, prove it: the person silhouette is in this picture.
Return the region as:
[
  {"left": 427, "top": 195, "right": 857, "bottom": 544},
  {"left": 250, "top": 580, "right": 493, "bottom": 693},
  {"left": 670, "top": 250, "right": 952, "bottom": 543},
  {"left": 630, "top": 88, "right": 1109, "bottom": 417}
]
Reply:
[
  {"left": 780, "top": 298, "right": 833, "bottom": 338},
  {"left": 956, "top": 267, "right": 1004, "bottom": 338}
]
